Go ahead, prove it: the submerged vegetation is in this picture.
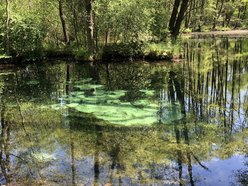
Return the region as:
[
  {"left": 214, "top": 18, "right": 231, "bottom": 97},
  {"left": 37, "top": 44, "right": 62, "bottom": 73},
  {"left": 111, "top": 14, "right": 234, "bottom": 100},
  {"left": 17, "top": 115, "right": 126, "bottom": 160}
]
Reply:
[
  {"left": 0, "top": 0, "right": 248, "bottom": 61},
  {"left": 51, "top": 78, "right": 183, "bottom": 126}
]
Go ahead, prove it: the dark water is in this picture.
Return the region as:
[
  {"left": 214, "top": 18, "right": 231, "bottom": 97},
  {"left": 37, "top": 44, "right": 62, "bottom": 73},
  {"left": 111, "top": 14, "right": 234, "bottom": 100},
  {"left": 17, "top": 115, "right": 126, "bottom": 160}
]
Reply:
[{"left": 0, "top": 37, "right": 248, "bottom": 185}]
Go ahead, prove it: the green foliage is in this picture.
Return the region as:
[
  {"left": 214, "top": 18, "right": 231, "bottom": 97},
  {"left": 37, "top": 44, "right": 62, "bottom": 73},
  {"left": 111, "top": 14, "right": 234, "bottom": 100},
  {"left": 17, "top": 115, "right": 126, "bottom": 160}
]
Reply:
[
  {"left": 44, "top": 47, "right": 73, "bottom": 59},
  {"left": 144, "top": 43, "right": 173, "bottom": 60},
  {"left": 95, "top": 0, "right": 155, "bottom": 43},
  {"left": 9, "top": 15, "right": 45, "bottom": 58},
  {"left": 0, "top": 0, "right": 248, "bottom": 60},
  {"left": 101, "top": 42, "right": 178, "bottom": 60},
  {"left": 72, "top": 47, "right": 94, "bottom": 61},
  {"left": 102, "top": 42, "right": 145, "bottom": 60}
]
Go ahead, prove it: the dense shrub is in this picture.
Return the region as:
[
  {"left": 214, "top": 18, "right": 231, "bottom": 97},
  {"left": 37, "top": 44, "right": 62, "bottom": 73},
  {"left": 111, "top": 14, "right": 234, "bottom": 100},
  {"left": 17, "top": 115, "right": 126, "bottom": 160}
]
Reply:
[
  {"left": 102, "top": 42, "right": 145, "bottom": 60},
  {"left": 9, "top": 16, "right": 45, "bottom": 58}
]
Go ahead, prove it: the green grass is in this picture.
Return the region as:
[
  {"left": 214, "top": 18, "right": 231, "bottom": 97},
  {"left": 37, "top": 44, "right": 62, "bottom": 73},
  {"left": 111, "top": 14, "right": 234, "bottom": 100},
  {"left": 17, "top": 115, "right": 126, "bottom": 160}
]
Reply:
[{"left": 144, "top": 42, "right": 181, "bottom": 60}]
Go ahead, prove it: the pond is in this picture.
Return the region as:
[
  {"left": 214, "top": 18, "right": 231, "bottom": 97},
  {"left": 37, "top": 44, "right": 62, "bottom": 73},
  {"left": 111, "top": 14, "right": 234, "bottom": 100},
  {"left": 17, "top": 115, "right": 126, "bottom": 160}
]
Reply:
[{"left": 0, "top": 37, "right": 247, "bottom": 185}]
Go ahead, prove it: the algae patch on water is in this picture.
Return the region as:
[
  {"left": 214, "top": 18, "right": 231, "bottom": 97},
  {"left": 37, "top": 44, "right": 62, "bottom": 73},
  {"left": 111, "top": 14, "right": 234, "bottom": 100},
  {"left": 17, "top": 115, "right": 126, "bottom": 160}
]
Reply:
[{"left": 52, "top": 79, "right": 183, "bottom": 126}]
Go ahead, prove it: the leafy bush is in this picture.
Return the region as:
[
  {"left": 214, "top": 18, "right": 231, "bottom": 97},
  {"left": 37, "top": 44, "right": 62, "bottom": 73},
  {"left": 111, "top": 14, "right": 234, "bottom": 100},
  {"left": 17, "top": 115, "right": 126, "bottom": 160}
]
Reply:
[
  {"left": 102, "top": 41, "right": 145, "bottom": 60},
  {"left": 144, "top": 43, "right": 173, "bottom": 60},
  {"left": 73, "top": 47, "right": 94, "bottom": 61},
  {"left": 9, "top": 16, "right": 45, "bottom": 58},
  {"left": 44, "top": 46, "right": 73, "bottom": 59}
]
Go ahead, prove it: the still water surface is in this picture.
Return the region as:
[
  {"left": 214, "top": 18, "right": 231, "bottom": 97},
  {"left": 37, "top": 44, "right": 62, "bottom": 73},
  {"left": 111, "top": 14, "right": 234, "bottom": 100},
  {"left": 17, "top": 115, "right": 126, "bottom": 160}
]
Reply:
[{"left": 0, "top": 37, "right": 247, "bottom": 185}]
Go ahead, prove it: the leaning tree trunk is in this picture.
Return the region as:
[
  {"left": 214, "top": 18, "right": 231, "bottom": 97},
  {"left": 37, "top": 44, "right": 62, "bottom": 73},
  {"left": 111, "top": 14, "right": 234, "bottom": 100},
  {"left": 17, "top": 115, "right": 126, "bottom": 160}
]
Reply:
[
  {"left": 59, "top": 0, "right": 69, "bottom": 44},
  {"left": 169, "top": 0, "right": 181, "bottom": 33},
  {"left": 169, "top": 0, "right": 190, "bottom": 40},
  {"left": 212, "top": 0, "right": 224, "bottom": 30},
  {"left": 171, "top": 0, "right": 190, "bottom": 38},
  {"left": 85, "top": 0, "right": 95, "bottom": 57},
  {"left": 5, "top": 0, "right": 10, "bottom": 55}
]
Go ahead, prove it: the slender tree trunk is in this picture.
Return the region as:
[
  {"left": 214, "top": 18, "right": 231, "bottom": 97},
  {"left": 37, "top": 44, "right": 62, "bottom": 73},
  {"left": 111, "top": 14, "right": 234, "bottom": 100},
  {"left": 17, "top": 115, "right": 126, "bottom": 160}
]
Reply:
[
  {"left": 70, "top": 0, "right": 79, "bottom": 44},
  {"left": 235, "top": 6, "right": 242, "bottom": 28},
  {"left": 241, "top": 3, "right": 247, "bottom": 21},
  {"left": 59, "top": 0, "right": 69, "bottom": 44},
  {"left": 94, "top": 12, "right": 98, "bottom": 51},
  {"left": 212, "top": 0, "right": 224, "bottom": 30},
  {"left": 85, "top": 0, "right": 95, "bottom": 57},
  {"left": 5, "top": 0, "right": 10, "bottom": 55},
  {"left": 169, "top": 0, "right": 181, "bottom": 32},
  {"left": 105, "top": 30, "right": 109, "bottom": 46},
  {"left": 172, "top": 0, "right": 190, "bottom": 38},
  {"left": 185, "top": 0, "right": 193, "bottom": 28},
  {"left": 169, "top": 0, "right": 190, "bottom": 39},
  {"left": 197, "top": 0, "right": 205, "bottom": 31}
]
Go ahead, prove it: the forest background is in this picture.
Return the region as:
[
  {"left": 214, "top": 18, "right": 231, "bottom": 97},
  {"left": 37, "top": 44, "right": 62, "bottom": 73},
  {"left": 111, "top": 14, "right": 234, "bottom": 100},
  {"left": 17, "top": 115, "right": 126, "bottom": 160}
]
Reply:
[{"left": 0, "top": 0, "right": 248, "bottom": 61}]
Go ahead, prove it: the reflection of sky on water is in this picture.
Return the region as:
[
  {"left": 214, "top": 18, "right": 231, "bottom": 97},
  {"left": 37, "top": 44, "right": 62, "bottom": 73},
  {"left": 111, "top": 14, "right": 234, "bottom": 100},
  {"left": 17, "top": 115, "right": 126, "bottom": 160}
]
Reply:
[
  {"left": 23, "top": 144, "right": 247, "bottom": 186},
  {"left": 193, "top": 155, "right": 246, "bottom": 186}
]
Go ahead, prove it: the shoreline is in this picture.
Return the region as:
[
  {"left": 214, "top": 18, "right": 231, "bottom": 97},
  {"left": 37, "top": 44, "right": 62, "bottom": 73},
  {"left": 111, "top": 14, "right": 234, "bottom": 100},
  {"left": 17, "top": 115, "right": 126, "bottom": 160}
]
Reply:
[
  {"left": 1, "top": 31, "right": 247, "bottom": 64},
  {"left": 184, "top": 30, "right": 248, "bottom": 37},
  {"left": 0, "top": 56, "right": 173, "bottom": 65}
]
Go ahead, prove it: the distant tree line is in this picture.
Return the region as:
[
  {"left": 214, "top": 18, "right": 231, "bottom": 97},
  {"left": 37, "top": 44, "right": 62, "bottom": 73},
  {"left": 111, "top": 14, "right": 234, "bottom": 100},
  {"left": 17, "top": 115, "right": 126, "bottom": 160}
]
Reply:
[{"left": 0, "top": 0, "right": 247, "bottom": 58}]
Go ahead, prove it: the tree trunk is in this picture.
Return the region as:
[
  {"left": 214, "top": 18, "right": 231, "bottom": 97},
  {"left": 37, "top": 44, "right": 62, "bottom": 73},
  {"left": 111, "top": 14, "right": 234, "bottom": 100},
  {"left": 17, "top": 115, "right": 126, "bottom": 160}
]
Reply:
[
  {"left": 105, "top": 30, "right": 109, "bottom": 46},
  {"left": 85, "top": 0, "right": 95, "bottom": 57},
  {"left": 70, "top": 0, "right": 79, "bottom": 44},
  {"left": 169, "top": 0, "right": 181, "bottom": 32},
  {"left": 59, "top": 0, "right": 69, "bottom": 44},
  {"left": 5, "top": 0, "right": 10, "bottom": 55},
  {"left": 241, "top": 3, "right": 247, "bottom": 21},
  {"left": 212, "top": 0, "right": 224, "bottom": 30},
  {"left": 185, "top": 0, "right": 193, "bottom": 28},
  {"left": 171, "top": 0, "right": 190, "bottom": 39},
  {"left": 94, "top": 12, "right": 98, "bottom": 51}
]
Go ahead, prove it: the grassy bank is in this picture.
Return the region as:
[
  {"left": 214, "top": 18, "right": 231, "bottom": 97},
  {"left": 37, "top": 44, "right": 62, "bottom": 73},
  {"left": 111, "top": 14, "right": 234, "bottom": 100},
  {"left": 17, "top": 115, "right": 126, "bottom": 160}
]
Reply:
[
  {"left": 102, "top": 42, "right": 174, "bottom": 61},
  {"left": 0, "top": 42, "right": 181, "bottom": 63}
]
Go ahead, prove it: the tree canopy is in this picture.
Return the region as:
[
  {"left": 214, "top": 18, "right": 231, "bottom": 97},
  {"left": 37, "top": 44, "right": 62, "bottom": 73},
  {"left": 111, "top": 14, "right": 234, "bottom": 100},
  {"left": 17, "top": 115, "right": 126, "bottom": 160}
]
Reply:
[{"left": 0, "top": 0, "right": 248, "bottom": 60}]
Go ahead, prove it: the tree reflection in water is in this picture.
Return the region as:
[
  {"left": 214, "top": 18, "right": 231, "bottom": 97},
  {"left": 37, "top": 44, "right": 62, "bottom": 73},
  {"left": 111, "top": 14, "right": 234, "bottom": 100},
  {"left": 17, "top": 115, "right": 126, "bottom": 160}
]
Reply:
[{"left": 0, "top": 37, "right": 247, "bottom": 185}]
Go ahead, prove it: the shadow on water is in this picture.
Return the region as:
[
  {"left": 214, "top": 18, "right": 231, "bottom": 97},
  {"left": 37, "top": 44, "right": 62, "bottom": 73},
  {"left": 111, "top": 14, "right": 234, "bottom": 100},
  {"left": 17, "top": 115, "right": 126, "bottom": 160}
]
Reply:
[{"left": 0, "top": 37, "right": 247, "bottom": 185}]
